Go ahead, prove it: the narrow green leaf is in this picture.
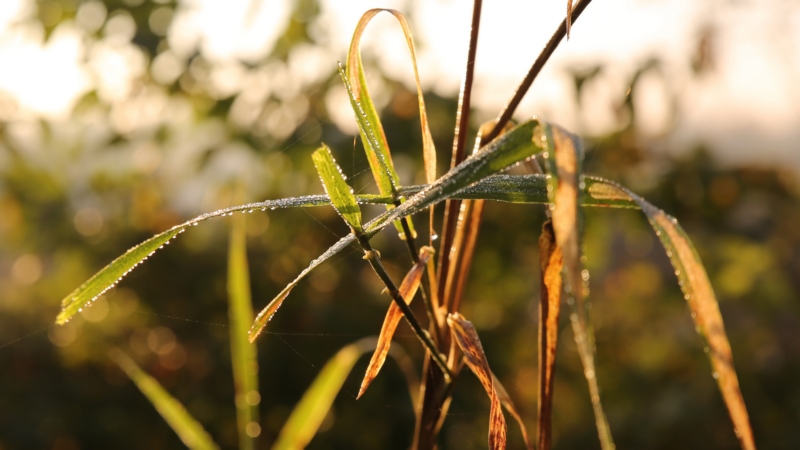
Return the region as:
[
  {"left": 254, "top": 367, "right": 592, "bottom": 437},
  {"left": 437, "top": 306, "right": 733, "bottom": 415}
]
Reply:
[
  {"left": 57, "top": 227, "right": 183, "bottom": 324},
  {"left": 365, "top": 118, "right": 547, "bottom": 236},
  {"left": 56, "top": 194, "right": 392, "bottom": 326},
  {"left": 110, "top": 349, "right": 218, "bottom": 450},
  {"left": 228, "top": 213, "right": 260, "bottom": 449},
  {"left": 312, "top": 144, "right": 363, "bottom": 233},
  {"left": 272, "top": 338, "right": 377, "bottom": 450},
  {"left": 343, "top": 8, "right": 438, "bottom": 240}
]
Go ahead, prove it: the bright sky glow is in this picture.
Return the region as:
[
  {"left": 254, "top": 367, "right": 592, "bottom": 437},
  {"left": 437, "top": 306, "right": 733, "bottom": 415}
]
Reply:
[{"left": 0, "top": 0, "right": 798, "bottom": 168}]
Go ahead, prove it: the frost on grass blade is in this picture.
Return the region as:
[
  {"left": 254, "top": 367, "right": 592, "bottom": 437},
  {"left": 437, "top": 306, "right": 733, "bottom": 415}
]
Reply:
[
  {"left": 272, "top": 338, "right": 377, "bottom": 450},
  {"left": 447, "top": 313, "right": 507, "bottom": 450},
  {"left": 56, "top": 194, "right": 388, "bottom": 326},
  {"left": 540, "top": 122, "right": 615, "bottom": 450},
  {"left": 606, "top": 180, "right": 756, "bottom": 450},
  {"left": 249, "top": 234, "right": 356, "bottom": 342},
  {"left": 365, "top": 118, "right": 547, "bottom": 236},
  {"left": 57, "top": 227, "right": 182, "bottom": 324},
  {"left": 110, "top": 349, "right": 219, "bottom": 450},
  {"left": 312, "top": 144, "right": 363, "bottom": 233},
  {"left": 358, "top": 246, "right": 433, "bottom": 399}
]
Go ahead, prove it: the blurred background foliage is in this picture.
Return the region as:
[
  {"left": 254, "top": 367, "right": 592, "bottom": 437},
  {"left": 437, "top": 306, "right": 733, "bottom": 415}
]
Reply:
[{"left": 0, "top": 0, "right": 798, "bottom": 449}]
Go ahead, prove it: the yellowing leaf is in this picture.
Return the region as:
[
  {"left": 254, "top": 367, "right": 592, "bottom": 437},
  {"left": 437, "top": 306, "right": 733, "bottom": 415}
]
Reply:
[
  {"left": 272, "top": 338, "right": 377, "bottom": 450},
  {"left": 358, "top": 246, "right": 434, "bottom": 398},
  {"left": 110, "top": 349, "right": 218, "bottom": 450},
  {"left": 537, "top": 220, "right": 563, "bottom": 450},
  {"left": 447, "top": 313, "right": 507, "bottom": 450}
]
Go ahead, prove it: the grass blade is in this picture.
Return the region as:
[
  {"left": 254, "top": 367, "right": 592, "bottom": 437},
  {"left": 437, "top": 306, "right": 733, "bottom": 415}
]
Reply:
[
  {"left": 540, "top": 122, "right": 614, "bottom": 449},
  {"left": 358, "top": 246, "right": 434, "bottom": 398},
  {"left": 312, "top": 144, "right": 363, "bottom": 233},
  {"left": 537, "top": 220, "right": 563, "bottom": 450},
  {"left": 57, "top": 228, "right": 182, "bottom": 324},
  {"left": 447, "top": 313, "right": 507, "bottom": 450},
  {"left": 346, "top": 8, "right": 437, "bottom": 188},
  {"left": 601, "top": 180, "right": 756, "bottom": 450},
  {"left": 228, "top": 213, "right": 260, "bottom": 449},
  {"left": 56, "top": 193, "right": 400, "bottom": 326},
  {"left": 109, "top": 349, "right": 218, "bottom": 450},
  {"left": 365, "top": 118, "right": 546, "bottom": 236},
  {"left": 249, "top": 234, "right": 356, "bottom": 342},
  {"left": 272, "top": 338, "right": 377, "bottom": 450},
  {"left": 492, "top": 372, "right": 533, "bottom": 450}
]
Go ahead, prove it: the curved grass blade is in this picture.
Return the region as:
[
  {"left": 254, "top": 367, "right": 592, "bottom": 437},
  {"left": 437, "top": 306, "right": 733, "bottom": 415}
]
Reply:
[
  {"left": 346, "top": 8, "right": 437, "bottom": 188},
  {"left": 492, "top": 372, "right": 533, "bottom": 450},
  {"left": 540, "top": 122, "right": 614, "bottom": 449},
  {"left": 358, "top": 246, "right": 434, "bottom": 399},
  {"left": 538, "top": 220, "right": 563, "bottom": 450},
  {"left": 109, "top": 349, "right": 218, "bottom": 450},
  {"left": 57, "top": 227, "right": 183, "bottom": 324},
  {"left": 313, "top": 144, "right": 363, "bottom": 233},
  {"left": 271, "top": 337, "right": 377, "bottom": 450},
  {"left": 249, "top": 234, "right": 355, "bottom": 342},
  {"left": 228, "top": 213, "right": 260, "bottom": 449},
  {"left": 447, "top": 313, "right": 507, "bottom": 450},
  {"left": 343, "top": 9, "right": 434, "bottom": 240},
  {"left": 56, "top": 193, "right": 400, "bottom": 326},
  {"left": 600, "top": 179, "right": 756, "bottom": 450}
]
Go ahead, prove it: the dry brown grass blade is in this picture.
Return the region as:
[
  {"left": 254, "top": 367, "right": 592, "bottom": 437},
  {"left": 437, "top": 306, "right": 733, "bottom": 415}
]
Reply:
[
  {"left": 358, "top": 246, "right": 435, "bottom": 399},
  {"left": 542, "top": 123, "right": 614, "bottom": 449},
  {"left": 448, "top": 313, "right": 507, "bottom": 450},
  {"left": 492, "top": 372, "right": 533, "bottom": 450},
  {"left": 538, "top": 220, "right": 563, "bottom": 450}
]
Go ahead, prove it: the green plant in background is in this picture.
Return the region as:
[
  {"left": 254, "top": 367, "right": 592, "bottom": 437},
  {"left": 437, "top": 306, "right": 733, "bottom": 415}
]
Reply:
[{"left": 55, "top": 1, "right": 756, "bottom": 449}]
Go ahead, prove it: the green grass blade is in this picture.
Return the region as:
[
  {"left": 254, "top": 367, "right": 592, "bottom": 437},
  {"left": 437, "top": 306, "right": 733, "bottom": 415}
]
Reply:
[
  {"left": 249, "top": 234, "right": 356, "bottom": 341},
  {"left": 312, "top": 144, "right": 363, "bottom": 233},
  {"left": 57, "top": 227, "right": 182, "bottom": 324},
  {"left": 271, "top": 338, "right": 377, "bottom": 450},
  {"left": 540, "top": 122, "right": 614, "bottom": 450},
  {"left": 365, "top": 118, "right": 546, "bottom": 236},
  {"left": 228, "top": 213, "right": 260, "bottom": 449},
  {"left": 109, "top": 349, "right": 219, "bottom": 450},
  {"left": 56, "top": 194, "right": 395, "bottom": 326}
]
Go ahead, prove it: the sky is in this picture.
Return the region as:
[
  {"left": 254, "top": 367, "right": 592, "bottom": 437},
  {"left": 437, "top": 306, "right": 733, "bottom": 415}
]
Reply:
[{"left": 0, "top": 0, "right": 798, "bottom": 170}]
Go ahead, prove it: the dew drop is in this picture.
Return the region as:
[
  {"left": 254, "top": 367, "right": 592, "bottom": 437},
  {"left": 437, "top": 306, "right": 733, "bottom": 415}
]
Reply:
[
  {"left": 431, "top": 233, "right": 438, "bottom": 241},
  {"left": 548, "top": 204, "right": 556, "bottom": 211},
  {"left": 712, "top": 372, "right": 719, "bottom": 379}
]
